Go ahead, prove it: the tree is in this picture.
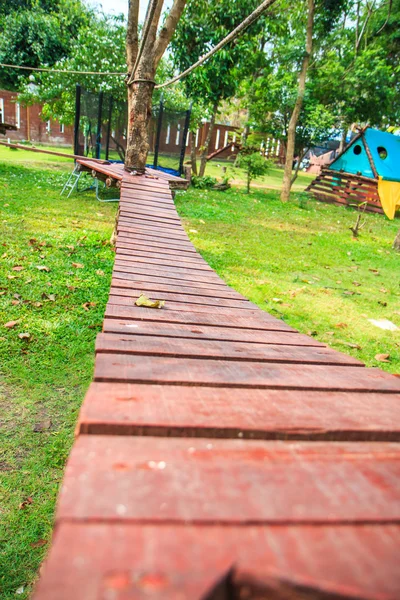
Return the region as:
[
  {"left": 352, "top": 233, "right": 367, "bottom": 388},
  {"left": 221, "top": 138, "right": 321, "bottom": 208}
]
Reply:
[
  {"left": 0, "top": 1, "right": 92, "bottom": 90},
  {"left": 19, "top": 14, "right": 127, "bottom": 124},
  {"left": 235, "top": 145, "right": 271, "bottom": 193},
  {"left": 124, "top": 0, "right": 188, "bottom": 172},
  {"left": 171, "top": 0, "right": 267, "bottom": 176},
  {"left": 280, "top": 0, "right": 315, "bottom": 202}
]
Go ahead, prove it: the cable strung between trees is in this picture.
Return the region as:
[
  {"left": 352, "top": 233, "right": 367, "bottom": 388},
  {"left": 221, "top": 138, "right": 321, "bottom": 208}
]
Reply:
[
  {"left": 0, "top": 0, "right": 280, "bottom": 87},
  {"left": 154, "top": 0, "right": 280, "bottom": 89}
]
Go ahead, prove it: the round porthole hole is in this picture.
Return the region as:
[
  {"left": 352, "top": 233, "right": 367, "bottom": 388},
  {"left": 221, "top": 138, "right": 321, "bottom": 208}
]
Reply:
[
  {"left": 353, "top": 144, "right": 362, "bottom": 155},
  {"left": 377, "top": 146, "right": 387, "bottom": 160}
]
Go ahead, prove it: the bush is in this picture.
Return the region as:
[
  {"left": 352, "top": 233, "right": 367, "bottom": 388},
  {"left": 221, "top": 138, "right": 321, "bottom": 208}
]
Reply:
[
  {"left": 191, "top": 175, "right": 217, "bottom": 189},
  {"left": 235, "top": 145, "right": 271, "bottom": 193}
]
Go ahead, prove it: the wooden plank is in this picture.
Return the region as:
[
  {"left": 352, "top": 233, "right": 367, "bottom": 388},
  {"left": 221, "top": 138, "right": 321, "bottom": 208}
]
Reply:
[
  {"left": 117, "top": 237, "right": 197, "bottom": 254},
  {"left": 94, "top": 353, "right": 400, "bottom": 391},
  {"left": 117, "top": 224, "right": 191, "bottom": 241},
  {"left": 102, "top": 318, "right": 324, "bottom": 346},
  {"left": 108, "top": 286, "right": 255, "bottom": 309},
  {"left": 114, "top": 254, "right": 213, "bottom": 272},
  {"left": 32, "top": 523, "right": 400, "bottom": 600},
  {"left": 108, "top": 289, "right": 254, "bottom": 315},
  {"left": 108, "top": 294, "right": 256, "bottom": 314},
  {"left": 110, "top": 275, "right": 246, "bottom": 298},
  {"left": 112, "top": 264, "right": 228, "bottom": 286},
  {"left": 116, "top": 244, "right": 206, "bottom": 262},
  {"left": 95, "top": 332, "right": 361, "bottom": 366},
  {"left": 120, "top": 205, "right": 182, "bottom": 221},
  {"left": 118, "top": 214, "right": 183, "bottom": 229},
  {"left": 105, "top": 304, "right": 295, "bottom": 331},
  {"left": 56, "top": 436, "right": 400, "bottom": 523},
  {"left": 78, "top": 382, "right": 400, "bottom": 441}
]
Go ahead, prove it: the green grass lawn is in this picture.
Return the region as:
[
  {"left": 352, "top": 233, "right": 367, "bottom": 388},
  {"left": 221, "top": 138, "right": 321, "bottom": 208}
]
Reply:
[
  {"left": 175, "top": 187, "right": 400, "bottom": 373},
  {"left": 0, "top": 159, "right": 117, "bottom": 599},
  {"left": 0, "top": 148, "right": 399, "bottom": 598}
]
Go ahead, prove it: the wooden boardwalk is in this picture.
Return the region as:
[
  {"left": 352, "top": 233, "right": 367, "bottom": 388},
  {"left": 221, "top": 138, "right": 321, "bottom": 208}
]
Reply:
[{"left": 33, "top": 169, "right": 400, "bottom": 599}]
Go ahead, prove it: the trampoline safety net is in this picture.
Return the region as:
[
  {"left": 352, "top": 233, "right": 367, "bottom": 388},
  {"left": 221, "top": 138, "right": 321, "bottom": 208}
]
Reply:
[{"left": 74, "top": 85, "right": 191, "bottom": 177}]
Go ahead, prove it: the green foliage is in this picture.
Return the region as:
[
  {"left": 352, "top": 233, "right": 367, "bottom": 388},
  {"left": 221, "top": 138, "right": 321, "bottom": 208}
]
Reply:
[
  {"left": 235, "top": 145, "right": 271, "bottom": 192},
  {"left": 0, "top": 1, "right": 92, "bottom": 90},
  {"left": 191, "top": 175, "right": 217, "bottom": 189}
]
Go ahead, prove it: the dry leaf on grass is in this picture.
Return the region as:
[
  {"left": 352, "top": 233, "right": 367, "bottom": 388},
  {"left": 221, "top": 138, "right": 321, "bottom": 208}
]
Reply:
[
  {"left": 4, "top": 320, "right": 19, "bottom": 328},
  {"left": 36, "top": 265, "right": 50, "bottom": 272},
  {"left": 30, "top": 539, "right": 47, "bottom": 548},
  {"left": 335, "top": 322, "right": 348, "bottom": 329},
  {"left": 72, "top": 262, "right": 84, "bottom": 269},
  {"left": 33, "top": 419, "right": 51, "bottom": 432},
  {"left": 19, "top": 497, "right": 33, "bottom": 509},
  {"left": 18, "top": 332, "right": 30, "bottom": 340},
  {"left": 375, "top": 353, "right": 390, "bottom": 363},
  {"left": 135, "top": 294, "right": 165, "bottom": 309},
  {"left": 12, "top": 266, "right": 24, "bottom": 271},
  {"left": 82, "top": 302, "right": 97, "bottom": 311}
]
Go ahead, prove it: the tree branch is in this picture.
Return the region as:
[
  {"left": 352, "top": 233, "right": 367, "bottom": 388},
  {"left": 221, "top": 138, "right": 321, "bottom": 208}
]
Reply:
[
  {"left": 153, "top": 0, "right": 188, "bottom": 66},
  {"left": 126, "top": 0, "right": 140, "bottom": 73}
]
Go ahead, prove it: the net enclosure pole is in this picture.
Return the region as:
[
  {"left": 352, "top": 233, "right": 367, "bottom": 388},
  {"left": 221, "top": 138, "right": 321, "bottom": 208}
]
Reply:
[
  {"left": 153, "top": 97, "right": 164, "bottom": 169},
  {"left": 179, "top": 103, "right": 192, "bottom": 176},
  {"left": 96, "top": 91, "right": 104, "bottom": 160},
  {"left": 105, "top": 97, "right": 113, "bottom": 161},
  {"left": 73, "top": 84, "right": 81, "bottom": 158}
]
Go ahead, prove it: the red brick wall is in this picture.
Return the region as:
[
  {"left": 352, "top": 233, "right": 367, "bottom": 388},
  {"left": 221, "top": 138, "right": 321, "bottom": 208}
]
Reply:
[{"left": 0, "top": 89, "right": 73, "bottom": 146}]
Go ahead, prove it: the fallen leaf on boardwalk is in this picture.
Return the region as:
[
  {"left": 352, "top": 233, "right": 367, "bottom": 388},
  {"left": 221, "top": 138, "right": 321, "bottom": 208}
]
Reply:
[
  {"left": 33, "top": 419, "right": 51, "bottom": 432},
  {"left": 19, "top": 497, "right": 33, "bottom": 509},
  {"left": 135, "top": 294, "right": 165, "bottom": 309},
  {"left": 36, "top": 265, "right": 50, "bottom": 272},
  {"left": 12, "top": 266, "right": 24, "bottom": 271},
  {"left": 375, "top": 353, "right": 390, "bottom": 363},
  {"left": 72, "top": 262, "right": 84, "bottom": 269},
  {"left": 82, "top": 302, "right": 97, "bottom": 311},
  {"left": 30, "top": 539, "right": 47, "bottom": 548},
  {"left": 4, "top": 320, "right": 19, "bottom": 328},
  {"left": 18, "top": 332, "right": 30, "bottom": 340},
  {"left": 335, "top": 322, "right": 348, "bottom": 329}
]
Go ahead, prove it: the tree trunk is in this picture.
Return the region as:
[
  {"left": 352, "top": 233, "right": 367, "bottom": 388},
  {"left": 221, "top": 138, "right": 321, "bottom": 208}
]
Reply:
[
  {"left": 246, "top": 171, "right": 251, "bottom": 193},
  {"left": 393, "top": 230, "right": 400, "bottom": 251},
  {"left": 280, "top": 0, "right": 315, "bottom": 202},
  {"left": 125, "top": 79, "right": 155, "bottom": 172},
  {"left": 190, "top": 135, "right": 198, "bottom": 175},
  {"left": 199, "top": 99, "right": 219, "bottom": 177},
  {"left": 291, "top": 147, "right": 306, "bottom": 185},
  {"left": 338, "top": 126, "right": 347, "bottom": 153}
]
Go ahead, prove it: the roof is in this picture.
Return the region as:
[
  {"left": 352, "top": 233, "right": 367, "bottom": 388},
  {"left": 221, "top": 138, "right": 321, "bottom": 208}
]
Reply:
[{"left": 329, "top": 127, "right": 400, "bottom": 181}]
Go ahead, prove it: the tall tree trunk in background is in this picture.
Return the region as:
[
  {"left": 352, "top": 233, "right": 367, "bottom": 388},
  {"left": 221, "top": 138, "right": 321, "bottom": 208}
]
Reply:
[
  {"left": 393, "top": 230, "right": 400, "bottom": 251},
  {"left": 291, "top": 147, "right": 306, "bottom": 185},
  {"left": 280, "top": 0, "right": 315, "bottom": 202},
  {"left": 125, "top": 0, "right": 188, "bottom": 172},
  {"left": 199, "top": 100, "right": 219, "bottom": 177},
  {"left": 190, "top": 135, "right": 198, "bottom": 175},
  {"left": 338, "top": 126, "right": 347, "bottom": 153}
]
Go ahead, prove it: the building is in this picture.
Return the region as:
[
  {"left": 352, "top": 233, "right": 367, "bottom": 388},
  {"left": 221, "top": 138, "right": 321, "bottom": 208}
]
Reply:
[{"left": 0, "top": 89, "right": 73, "bottom": 146}]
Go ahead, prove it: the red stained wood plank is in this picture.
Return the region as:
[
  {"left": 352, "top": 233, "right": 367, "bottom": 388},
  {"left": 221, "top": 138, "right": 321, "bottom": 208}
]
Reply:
[
  {"left": 117, "top": 224, "right": 191, "bottom": 242},
  {"left": 105, "top": 304, "right": 296, "bottom": 330},
  {"left": 102, "top": 317, "right": 323, "bottom": 345},
  {"left": 117, "top": 238, "right": 197, "bottom": 254},
  {"left": 94, "top": 353, "right": 400, "bottom": 391},
  {"left": 114, "top": 254, "right": 213, "bottom": 272},
  {"left": 56, "top": 436, "right": 400, "bottom": 523},
  {"left": 78, "top": 382, "right": 400, "bottom": 441},
  {"left": 112, "top": 264, "right": 228, "bottom": 286},
  {"left": 32, "top": 523, "right": 400, "bottom": 600},
  {"left": 120, "top": 206, "right": 182, "bottom": 222},
  {"left": 95, "top": 332, "right": 361, "bottom": 366},
  {"left": 110, "top": 275, "right": 252, "bottom": 299},
  {"left": 116, "top": 245, "right": 211, "bottom": 264},
  {"left": 109, "top": 287, "right": 255, "bottom": 309},
  {"left": 108, "top": 294, "right": 255, "bottom": 314},
  {"left": 120, "top": 199, "right": 177, "bottom": 213},
  {"left": 118, "top": 214, "right": 183, "bottom": 229}
]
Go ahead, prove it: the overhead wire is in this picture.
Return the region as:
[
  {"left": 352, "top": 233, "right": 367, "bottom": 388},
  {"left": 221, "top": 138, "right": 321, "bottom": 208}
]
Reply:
[{"left": 0, "top": 0, "right": 280, "bottom": 88}]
